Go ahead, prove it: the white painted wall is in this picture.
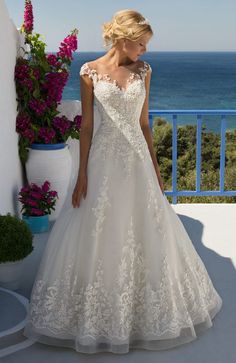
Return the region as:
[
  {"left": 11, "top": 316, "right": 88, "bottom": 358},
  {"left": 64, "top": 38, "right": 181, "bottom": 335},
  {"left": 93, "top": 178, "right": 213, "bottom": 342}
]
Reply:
[{"left": 0, "top": 0, "right": 25, "bottom": 216}]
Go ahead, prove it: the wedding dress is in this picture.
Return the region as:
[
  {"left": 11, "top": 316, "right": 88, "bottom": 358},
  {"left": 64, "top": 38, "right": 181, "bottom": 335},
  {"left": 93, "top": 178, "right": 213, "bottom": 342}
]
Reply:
[{"left": 23, "top": 60, "right": 223, "bottom": 354}]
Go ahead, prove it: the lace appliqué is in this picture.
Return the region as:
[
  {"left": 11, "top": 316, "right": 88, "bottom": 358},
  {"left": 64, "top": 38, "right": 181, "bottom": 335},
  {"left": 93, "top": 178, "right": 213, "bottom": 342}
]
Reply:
[
  {"left": 91, "top": 175, "right": 111, "bottom": 238},
  {"left": 26, "top": 214, "right": 221, "bottom": 340},
  {"left": 147, "top": 177, "right": 167, "bottom": 238},
  {"left": 79, "top": 61, "right": 152, "bottom": 92}
]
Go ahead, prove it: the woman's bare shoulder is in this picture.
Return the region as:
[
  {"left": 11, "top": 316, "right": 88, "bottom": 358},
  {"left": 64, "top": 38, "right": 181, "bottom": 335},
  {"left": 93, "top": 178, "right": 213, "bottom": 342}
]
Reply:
[{"left": 87, "top": 56, "right": 106, "bottom": 70}]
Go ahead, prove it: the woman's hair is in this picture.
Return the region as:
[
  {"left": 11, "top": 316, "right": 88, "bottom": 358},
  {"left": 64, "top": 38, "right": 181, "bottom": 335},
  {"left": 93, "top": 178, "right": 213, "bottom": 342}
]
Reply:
[{"left": 102, "top": 9, "right": 153, "bottom": 48}]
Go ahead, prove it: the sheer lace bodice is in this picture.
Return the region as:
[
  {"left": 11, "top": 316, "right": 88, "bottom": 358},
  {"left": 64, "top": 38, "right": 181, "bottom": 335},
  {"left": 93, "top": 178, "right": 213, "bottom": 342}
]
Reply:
[{"left": 79, "top": 61, "right": 153, "bottom": 174}]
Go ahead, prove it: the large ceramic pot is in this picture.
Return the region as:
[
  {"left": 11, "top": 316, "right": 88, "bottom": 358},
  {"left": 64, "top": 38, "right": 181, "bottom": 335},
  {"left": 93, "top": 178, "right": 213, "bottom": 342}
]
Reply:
[{"left": 25, "top": 143, "right": 72, "bottom": 221}]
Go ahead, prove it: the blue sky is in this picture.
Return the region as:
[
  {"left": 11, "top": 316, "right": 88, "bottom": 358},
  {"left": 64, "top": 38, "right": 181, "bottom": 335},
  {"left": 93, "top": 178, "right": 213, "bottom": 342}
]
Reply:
[{"left": 5, "top": 0, "right": 236, "bottom": 52}]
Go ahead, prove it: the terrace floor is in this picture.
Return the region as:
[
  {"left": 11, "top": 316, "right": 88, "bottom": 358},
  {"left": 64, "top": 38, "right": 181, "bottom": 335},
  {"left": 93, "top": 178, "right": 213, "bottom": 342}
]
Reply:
[{"left": 0, "top": 203, "right": 236, "bottom": 362}]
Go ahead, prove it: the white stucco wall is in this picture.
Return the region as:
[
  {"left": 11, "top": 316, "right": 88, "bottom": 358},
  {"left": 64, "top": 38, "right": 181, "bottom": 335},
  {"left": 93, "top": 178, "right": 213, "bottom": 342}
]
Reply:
[{"left": 0, "top": 0, "right": 25, "bottom": 216}]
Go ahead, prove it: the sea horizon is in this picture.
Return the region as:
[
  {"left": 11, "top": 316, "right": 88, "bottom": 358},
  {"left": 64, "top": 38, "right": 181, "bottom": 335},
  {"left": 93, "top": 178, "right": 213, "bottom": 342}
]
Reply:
[{"left": 61, "top": 51, "right": 236, "bottom": 134}]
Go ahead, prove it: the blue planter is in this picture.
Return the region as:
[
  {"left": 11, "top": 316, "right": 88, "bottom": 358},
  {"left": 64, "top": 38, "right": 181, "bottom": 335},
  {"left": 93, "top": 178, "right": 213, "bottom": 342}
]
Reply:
[
  {"left": 30, "top": 143, "right": 66, "bottom": 150},
  {"left": 22, "top": 214, "right": 49, "bottom": 234}
]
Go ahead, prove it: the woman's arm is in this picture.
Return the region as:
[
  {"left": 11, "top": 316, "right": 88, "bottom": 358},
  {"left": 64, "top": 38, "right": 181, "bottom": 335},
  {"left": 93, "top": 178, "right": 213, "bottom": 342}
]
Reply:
[
  {"left": 139, "top": 67, "right": 165, "bottom": 193},
  {"left": 72, "top": 71, "right": 94, "bottom": 208},
  {"left": 78, "top": 72, "right": 94, "bottom": 176}
]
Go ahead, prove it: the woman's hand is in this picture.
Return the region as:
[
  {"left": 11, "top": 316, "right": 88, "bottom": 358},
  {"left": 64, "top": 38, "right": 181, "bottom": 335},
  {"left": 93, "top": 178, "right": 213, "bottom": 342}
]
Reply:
[
  {"left": 158, "top": 176, "right": 165, "bottom": 195},
  {"left": 72, "top": 171, "right": 87, "bottom": 208},
  {"left": 154, "top": 166, "right": 165, "bottom": 194}
]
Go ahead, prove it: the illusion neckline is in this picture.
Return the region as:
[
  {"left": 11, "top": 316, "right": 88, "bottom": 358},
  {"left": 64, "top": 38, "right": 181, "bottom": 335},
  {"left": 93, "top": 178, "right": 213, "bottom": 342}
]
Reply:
[{"left": 84, "top": 61, "right": 146, "bottom": 93}]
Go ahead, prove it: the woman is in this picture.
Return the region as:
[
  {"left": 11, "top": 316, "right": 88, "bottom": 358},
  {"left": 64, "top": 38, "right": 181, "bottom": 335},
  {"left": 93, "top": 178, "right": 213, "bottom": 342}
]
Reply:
[{"left": 23, "top": 9, "right": 223, "bottom": 354}]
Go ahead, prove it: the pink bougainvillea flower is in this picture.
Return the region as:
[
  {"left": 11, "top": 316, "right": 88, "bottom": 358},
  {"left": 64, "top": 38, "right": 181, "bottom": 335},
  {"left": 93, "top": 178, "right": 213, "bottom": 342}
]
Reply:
[
  {"left": 23, "top": 0, "right": 34, "bottom": 33},
  {"left": 49, "top": 190, "right": 58, "bottom": 198},
  {"left": 74, "top": 115, "right": 82, "bottom": 130},
  {"left": 42, "top": 181, "right": 50, "bottom": 193},
  {"left": 29, "top": 99, "right": 47, "bottom": 116},
  {"left": 38, "top": 127, "right": 56, "bottom": 143},
  {"left": 30, "top": 208, "right": 44, "bottom": 216},
  {"left": 22, "top": 128, "right": 35, "bottom": 144},
  {"left": 18, "top": 180, "right": 58, "bottom": 216},
  {"left": 30, "top": 191, "right": 42, "bottom": 199},
  {"left": 16, "top": 112, "right": 31, "bottom": 133},
  {"left": 52, "top": 116, "right": 71, "bottom": 135},
  {"left": 46, "top": 54, "right": 58, "bottom": 67},
  {"left": 56, "top": 29, "right": 78, "bottom": 60},
  {"left": 26, "top": 199, "right": 38, "bottom": 207}
]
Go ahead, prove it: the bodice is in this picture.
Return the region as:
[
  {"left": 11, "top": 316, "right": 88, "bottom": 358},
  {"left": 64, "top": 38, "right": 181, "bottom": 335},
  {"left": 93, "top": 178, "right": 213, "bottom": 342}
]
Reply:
[{"left": 79, "top": 60, "right": 153, "bottom": 172}]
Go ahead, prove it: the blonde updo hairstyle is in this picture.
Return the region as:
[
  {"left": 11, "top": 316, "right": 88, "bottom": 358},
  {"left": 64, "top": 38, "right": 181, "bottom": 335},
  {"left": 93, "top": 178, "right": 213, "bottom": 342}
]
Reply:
[{"left": 102, "top": 9, "right": 153, "bottom": 48}]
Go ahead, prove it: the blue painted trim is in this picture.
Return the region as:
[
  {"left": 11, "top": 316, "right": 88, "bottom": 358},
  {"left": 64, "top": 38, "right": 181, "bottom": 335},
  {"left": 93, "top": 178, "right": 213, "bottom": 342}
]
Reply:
[{"left": 30, "top": 143, "right": 66, "bottom": 150}]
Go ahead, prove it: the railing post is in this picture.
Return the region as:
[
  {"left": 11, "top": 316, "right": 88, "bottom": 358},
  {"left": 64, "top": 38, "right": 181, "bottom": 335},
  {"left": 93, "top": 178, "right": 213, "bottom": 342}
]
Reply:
[
  {"left": 172, "top": 114, "right": 177, "bottom": 204},
  {"left": 220, "top": 115, "right": 226, "bottom": 192},
  {"left": 196, "top": 115, "right": 202, "bottom": 192}
]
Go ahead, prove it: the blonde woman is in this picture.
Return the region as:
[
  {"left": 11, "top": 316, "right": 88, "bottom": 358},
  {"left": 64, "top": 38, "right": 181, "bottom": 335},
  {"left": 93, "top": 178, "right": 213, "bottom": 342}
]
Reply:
[{"left": 23, "top": 9, "right": 222, "bottom": 354}]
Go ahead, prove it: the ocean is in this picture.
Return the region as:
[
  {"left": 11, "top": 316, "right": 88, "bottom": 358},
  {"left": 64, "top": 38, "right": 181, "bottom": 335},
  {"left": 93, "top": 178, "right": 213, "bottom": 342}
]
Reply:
[{"left": 62, "top": 51, "right": 236, "bottom": 133}]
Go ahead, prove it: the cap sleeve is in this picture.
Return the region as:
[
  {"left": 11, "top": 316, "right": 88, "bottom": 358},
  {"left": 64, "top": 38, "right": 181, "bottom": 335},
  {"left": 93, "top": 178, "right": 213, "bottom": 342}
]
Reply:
[
  {"left": 143, "top": 61, "right": 152, "bottom": 76},
  {"left": 80, "top": 62, "right": 94, "bottom": 79}
]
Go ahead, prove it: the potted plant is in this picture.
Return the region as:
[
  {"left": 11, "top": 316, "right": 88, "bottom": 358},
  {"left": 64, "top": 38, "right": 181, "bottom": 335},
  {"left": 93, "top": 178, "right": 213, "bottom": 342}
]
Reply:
[
  {"left": 18, "top": 180, "right": 58, "bottom": 233},
  {"left": 0, "top": 213, "right": 33, "bottom": 290},
  {"left": 15, "top": 0, "right": 82, "bottom": 219}
]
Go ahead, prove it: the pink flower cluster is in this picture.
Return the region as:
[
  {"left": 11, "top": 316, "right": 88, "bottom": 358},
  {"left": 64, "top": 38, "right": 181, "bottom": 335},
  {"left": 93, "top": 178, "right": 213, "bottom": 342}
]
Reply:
[
  {"left": 74, "top": 115, "right": 82, "bottom": 130},
  {"left": 29, "top": 99, "right": 47, "bottom": 116},
  {"left": 57, "top": 30, "right": 78, "bottom": 60},
  {"left": 18, "top": 180, "right": 58, "bottom": 216},
  {"left": 43, "top": 71, "right": 69, "bottom": 104},
  {"left": 38, "top": 127, "right": 56, "bottom": 143},
  {"left": 16, "top": 112, "right": 35, "bottom": 143},
  {"left": 14, "top": 63, "right": 30, "bottom": 79},
  {"left": 52, "top": 116, "right": 71, "bottom": 135},
  {"left": 46, "top": 54, "right": 60, "bottom": 67},
  {"left": 23, "top": 0, "right": 34, "bottom": 33}
]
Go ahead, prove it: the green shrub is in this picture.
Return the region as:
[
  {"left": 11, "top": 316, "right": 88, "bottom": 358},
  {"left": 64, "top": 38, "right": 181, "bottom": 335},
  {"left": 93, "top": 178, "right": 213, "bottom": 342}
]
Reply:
[{"left": 0, "top": 213, "right": 34, "bottom": 263}]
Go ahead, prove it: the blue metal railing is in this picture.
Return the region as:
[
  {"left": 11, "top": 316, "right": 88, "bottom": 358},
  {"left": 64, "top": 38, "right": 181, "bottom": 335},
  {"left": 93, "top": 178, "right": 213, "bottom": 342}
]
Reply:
[{"left": 148, "top": 110, "right": 236, "bottom": 204}]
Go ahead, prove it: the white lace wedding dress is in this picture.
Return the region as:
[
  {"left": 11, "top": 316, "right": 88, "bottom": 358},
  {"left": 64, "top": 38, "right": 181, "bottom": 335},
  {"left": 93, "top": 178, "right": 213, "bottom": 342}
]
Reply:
[{"left": 23, "top": 60, "right": 223, "bottom": 354}]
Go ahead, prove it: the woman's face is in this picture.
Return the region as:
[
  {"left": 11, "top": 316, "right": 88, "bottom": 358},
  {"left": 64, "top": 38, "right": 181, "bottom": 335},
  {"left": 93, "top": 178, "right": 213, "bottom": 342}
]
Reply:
[{"left": 123, "top": 33, "right": 152, "bottom": 61}]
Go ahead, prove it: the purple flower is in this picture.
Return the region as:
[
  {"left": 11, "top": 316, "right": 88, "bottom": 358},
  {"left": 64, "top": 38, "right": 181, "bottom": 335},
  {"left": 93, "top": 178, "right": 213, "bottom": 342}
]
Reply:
[
  {"left": 52, "top": 116, "right": 71, "bottom": 135},
  {"left": 20, "top": 78, "right": 34, "bottom": 91},
  {"left": 30, "top": 208, "right": 44, "bottom": 216},
  {"left": 16, "top": 113, "right": 31, "bottom": 133},
  {"left": 74, "top": 115, "right": 82, "bottom": 130},
  {"left": 22, "top": 129, "right": 35, "bottom": 144},
  {"left": 19, "top": 181, "right": 58, "bottom": 216},
  {"left": 56, "top": 30, "right": 78, "bottom": 60},
  {"left": 30, "top": 191, "right": 42, "bottom": 199},
  {"left": 23, "top": 0, "right": 34, "bottom": 33},
  {"left": 46, "top": 54, "right": 58, "bottom": 67},
  {"left": 42, "top": 181, "right": 50, "bottom": 192},
  {"left": 29, "top": 99, "right": 47, "bottom": 116},
  {"left": 30, "top": 183, "right": 42, "bottom": 192},
  {"left": 38, "top": 127, "right": 56, "bottom": 143},
  {"left": 43, "top": 71, "right": 69, "bottom": 104},
  {"left": 49, "top": 190, "right": 58, "bottom": 198},
  {"left": 15, "top": 62, "right": 30, "bottom": 80},
  {"left": 26, "top": 199, "right": 38, "bottom": 207},
  {"left": 20, "top": 186, "right": 30, "bottom": 193}
]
